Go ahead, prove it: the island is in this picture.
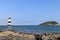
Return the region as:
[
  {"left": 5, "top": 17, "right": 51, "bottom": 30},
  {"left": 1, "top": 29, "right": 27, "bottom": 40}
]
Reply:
[{"left": 40, "top": 21, "right": 59, "bottom": 26}]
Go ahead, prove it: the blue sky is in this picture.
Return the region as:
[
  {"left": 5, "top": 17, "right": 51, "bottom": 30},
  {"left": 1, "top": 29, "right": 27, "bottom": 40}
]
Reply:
[{"left": 0, "top": 0, "right": 60, "bottom": 25}]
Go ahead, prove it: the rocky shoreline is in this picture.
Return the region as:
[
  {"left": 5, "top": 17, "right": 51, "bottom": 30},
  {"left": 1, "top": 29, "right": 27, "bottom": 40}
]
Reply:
[{"left": 0, "top": 30, "right": 60, "bottom": 40}]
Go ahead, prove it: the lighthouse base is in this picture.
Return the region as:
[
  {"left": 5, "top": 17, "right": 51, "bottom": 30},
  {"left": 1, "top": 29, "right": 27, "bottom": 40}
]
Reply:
[{"left": 8, "top": 26, "right": 12, "bottom": 31}]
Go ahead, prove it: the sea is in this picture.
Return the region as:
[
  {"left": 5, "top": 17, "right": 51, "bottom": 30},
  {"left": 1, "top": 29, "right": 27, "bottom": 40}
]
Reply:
[{"left": 0, "top": 25, "right": 60, "bottom": 34}]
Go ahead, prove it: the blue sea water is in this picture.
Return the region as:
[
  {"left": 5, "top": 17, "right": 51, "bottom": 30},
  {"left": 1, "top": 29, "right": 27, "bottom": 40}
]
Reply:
[{"left": 0, "top": 25, "right": 60, "bottom": 34}]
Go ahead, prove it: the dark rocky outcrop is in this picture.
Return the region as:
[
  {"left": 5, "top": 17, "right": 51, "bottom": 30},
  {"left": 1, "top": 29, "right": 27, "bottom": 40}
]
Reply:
[
  {"left": 55, "top": 37, "right": 60, "bottom": 40},
  {"left": 34, "top": 34, "right": 42, "bottom": 40}
]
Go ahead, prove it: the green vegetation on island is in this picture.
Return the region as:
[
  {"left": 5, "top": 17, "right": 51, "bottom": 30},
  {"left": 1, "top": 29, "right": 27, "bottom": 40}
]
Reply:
[{"left": 40, "top": 21, "right": 59, "bottom": 26}]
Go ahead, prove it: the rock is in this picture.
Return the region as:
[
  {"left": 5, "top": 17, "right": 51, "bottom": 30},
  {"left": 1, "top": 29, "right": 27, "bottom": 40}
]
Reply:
[
  {"left": 0, "top": 31, "right": 60, "bottom": 40},
  {"left": 0, "top": 31, "right": 36, "bottom": 40}
]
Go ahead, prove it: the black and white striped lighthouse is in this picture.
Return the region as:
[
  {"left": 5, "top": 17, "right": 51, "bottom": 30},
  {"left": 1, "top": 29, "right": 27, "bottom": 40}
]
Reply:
[{"left": 8, "top": 16, "right": 12, "bottom": 30}]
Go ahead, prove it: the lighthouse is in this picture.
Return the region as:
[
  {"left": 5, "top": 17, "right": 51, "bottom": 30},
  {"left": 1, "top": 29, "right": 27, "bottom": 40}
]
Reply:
[{"left": 8, "top": 16, "right": 12, "bottom": 30}]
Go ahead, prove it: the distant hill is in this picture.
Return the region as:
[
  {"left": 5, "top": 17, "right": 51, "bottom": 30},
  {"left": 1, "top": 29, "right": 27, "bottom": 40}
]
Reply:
[{"left": 40, "top": 21, "right": 59, "bottom": 26}]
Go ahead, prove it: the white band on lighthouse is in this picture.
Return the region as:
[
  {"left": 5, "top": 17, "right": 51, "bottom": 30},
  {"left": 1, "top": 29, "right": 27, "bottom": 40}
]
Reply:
[
  {"left": 8, "top": 23, "right": 11, "bottom": 25},
  {"left": 8, "top": 19, "right": 11, "bottom": 21}
]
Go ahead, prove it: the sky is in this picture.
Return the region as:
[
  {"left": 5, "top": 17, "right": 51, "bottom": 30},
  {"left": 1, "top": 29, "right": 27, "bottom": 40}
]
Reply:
[{"left": 0, "top": 0, "right": 60, "bottom": 25}]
